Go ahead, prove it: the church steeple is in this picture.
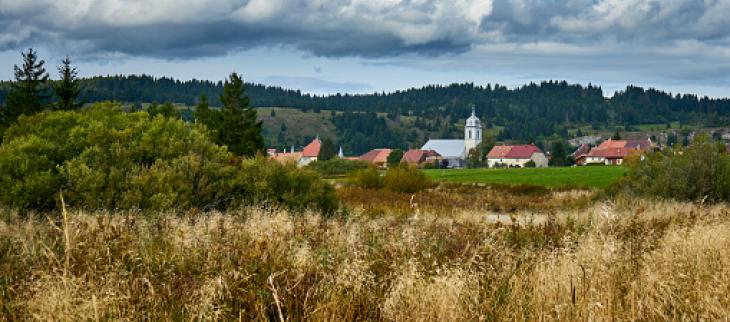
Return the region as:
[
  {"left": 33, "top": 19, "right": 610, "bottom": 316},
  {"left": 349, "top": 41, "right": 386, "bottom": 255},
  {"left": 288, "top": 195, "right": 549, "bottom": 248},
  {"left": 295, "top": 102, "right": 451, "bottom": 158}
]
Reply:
[{"left": 464, "top": 104, "right": 482, "bottom": 153}]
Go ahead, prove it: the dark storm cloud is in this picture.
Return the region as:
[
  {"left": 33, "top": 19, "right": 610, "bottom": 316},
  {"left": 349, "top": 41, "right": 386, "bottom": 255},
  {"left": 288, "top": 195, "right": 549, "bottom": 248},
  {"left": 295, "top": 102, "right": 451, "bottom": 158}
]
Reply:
[
  {"left": 1, "top": 0, "right": 730, "bottom": 64},
  {"left": 0, "top": 0, "right": 486, "bottom": 58}
]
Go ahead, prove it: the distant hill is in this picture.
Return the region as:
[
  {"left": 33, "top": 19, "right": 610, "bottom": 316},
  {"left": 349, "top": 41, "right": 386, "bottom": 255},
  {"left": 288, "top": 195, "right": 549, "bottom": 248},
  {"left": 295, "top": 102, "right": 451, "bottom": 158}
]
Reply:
[{"left": 1, "top": 75, "right": 729, "bottom": 151}]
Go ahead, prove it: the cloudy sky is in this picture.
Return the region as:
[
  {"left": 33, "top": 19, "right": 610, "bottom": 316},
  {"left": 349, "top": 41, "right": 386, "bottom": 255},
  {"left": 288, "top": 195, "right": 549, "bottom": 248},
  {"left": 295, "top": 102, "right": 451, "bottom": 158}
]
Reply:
[{"left": 1, "top": 0, "right": 730, "bottom": 97}]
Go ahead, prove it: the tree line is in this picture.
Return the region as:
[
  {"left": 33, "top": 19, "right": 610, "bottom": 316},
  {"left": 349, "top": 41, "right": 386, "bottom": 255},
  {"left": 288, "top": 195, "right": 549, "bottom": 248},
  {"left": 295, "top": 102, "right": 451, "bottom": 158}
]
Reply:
[{"left": 2, "top": 48, "right": 729, "bottom": 146}]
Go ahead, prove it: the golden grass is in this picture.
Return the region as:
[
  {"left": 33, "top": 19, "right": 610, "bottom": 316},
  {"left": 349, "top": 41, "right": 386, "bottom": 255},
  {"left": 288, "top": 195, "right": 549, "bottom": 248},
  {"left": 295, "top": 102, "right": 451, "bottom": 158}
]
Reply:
[{"left": 0, "top": 199, "right": 728, "bottom": 321}]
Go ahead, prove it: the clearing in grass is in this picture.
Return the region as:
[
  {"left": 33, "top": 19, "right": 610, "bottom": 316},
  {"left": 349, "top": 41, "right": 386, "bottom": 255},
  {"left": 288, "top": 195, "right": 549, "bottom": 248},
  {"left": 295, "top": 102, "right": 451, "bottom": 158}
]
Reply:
[{"left": 423, "top": 166, "right": 626, "bottom": 189}]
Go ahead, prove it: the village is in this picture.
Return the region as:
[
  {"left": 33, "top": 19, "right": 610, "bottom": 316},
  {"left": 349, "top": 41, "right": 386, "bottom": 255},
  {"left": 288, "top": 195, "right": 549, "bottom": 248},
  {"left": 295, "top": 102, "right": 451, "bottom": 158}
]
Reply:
[{"left": 267, "top": 106, "right": 666, "bottom": 169}]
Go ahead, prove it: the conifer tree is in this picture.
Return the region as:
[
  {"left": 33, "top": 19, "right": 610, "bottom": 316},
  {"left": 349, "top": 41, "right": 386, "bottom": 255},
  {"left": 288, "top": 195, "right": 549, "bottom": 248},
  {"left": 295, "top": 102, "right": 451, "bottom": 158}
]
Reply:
[
  {"left": 52, "top": 57, "right": 81, "bottom": 110},
  {"left": 319, "top": 138, "right": 337, "bottom": 161},
  {"left": 195, "top": 94, "right": 211, "bottom": 123},
  {"left": 217, "top": 73, "right": 264, "bottom": 156},
  {"left": 2, "top": 48, "right": 49, "bottom": 128}
]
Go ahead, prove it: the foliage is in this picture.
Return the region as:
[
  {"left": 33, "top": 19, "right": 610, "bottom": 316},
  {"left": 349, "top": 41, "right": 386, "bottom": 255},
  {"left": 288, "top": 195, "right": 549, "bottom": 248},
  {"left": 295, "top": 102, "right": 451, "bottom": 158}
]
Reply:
[
  {"left": 146, "top": 102, "right": 179, "bottom": 119},
  {"left": 1, "top": 48, "right": 49, "bottom": 130},
  {"left": 209, "top": 73, "right": 264, "bottom": 156},
  {"left": 424, "top": 166, "right": 626, "bottom": 189},
  {"left": 524, "top": 160, "right": 537, "bottom": 168},
  {"left": 307, "top": 158, "right": 371, "bottom": 176},
  {"left": 52, "top": 57, "right": 81, "bottom": 110},
  {"left": 0, "top": 103, "right": 338, "bottom": 213},
  {"left": 620, "top": 135, "right": 730, "bottom": 202},
  {"left": 332, "top": 111, "right": 406, "bottom": 155},
  {"left": 467, "top": 135, "right": 496, "bottom": 168},
  {"left": 382, "top": 164, "right": 433, "bottom": 193},
  {"left": 548, "top": 139, "right": 569, "bottom": 166},
  {"left": 318, "top": 138, "right": 337, "bottom": 161},
  {"left": 387, "top": 149, "right": 404, "bottom": 166},
  {"left": 348, "top": 167, "right": 383, "bottom": 189}
]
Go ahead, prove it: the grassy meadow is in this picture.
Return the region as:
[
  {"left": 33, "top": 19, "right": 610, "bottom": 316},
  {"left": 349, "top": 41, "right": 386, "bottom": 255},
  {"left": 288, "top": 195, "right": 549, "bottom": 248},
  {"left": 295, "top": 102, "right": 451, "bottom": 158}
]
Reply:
[
  {"left": 1, "top": 185, "right": 729, "bottom": 321},
  {"left": 423, "top": 166, "right": 626, "bottom": 188}
]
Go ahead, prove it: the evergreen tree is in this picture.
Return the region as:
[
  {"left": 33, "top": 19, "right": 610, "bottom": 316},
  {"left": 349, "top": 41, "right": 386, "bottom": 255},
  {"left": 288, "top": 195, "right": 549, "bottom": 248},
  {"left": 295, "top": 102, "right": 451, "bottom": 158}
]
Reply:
[
  {"left": 611, "top": 129, "right": 621, "bottom": 140},
  {"left": 549, "top": 140, "right": 568, "bottom": 166},
  {"left": 52, "top": 57, "right": 81, "bottom": 110},
  {"left": 217, "top": 73, "right": 264, "bottom": 156},
  {"left": 387, "top": 149, "right": 404, "bottom": 166},
  {"left": 319, "top": 138, "right": 337, "bottom": 161},
  {"left": 2, "top": 48, "right": 49, "bottom": 128},
  {"left": 157, "top": 102, "right": 179, "bottom": 118},
  {"left": 194, "top": 94, "right": 211, "bottom": 123}
]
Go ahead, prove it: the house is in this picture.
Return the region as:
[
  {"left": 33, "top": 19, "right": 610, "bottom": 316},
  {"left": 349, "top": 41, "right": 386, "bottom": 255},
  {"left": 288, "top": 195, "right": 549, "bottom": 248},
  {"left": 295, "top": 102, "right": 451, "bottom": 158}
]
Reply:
[
  {"left": 571, "top": 144, "right": 591, "bottom": 160},
  {"left": 486, "top": 144, "right": 549, "bottom": 168},
  {"left": 575, "top": 139, "right": 652, "bottom": 165},
  {"left": 420, "top": 107, "right": 482, "bottom": 168},
  {"left": 401, "top": 149, "right": 442, "bottom": 166},
  {"left": 298, "top": 137, "right": 321, "bottom": 167},
  {"left": 360, "top": 149, "right": 392, "bottom": 168}
]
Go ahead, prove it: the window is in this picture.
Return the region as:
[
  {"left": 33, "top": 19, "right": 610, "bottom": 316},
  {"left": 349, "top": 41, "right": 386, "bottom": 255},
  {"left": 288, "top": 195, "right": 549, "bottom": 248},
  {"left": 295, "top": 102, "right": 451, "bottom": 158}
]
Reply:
[{"left": 468, "top": 131, "right": 471, "bottom": 139}]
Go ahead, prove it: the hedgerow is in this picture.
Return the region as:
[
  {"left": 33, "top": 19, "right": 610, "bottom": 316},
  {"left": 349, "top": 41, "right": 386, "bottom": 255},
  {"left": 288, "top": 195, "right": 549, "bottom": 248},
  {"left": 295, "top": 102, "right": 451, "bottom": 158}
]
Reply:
[{"left": 0, "top": 102, "right": 338, "bottom": 214}]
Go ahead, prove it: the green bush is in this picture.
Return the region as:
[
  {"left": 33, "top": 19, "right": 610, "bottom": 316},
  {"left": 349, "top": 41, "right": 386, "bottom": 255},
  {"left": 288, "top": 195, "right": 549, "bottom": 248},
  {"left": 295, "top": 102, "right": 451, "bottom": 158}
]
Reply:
[
  {"left": 348, "top": 167, "right": 383, "bottom": 189},
  {"left": 620, "top": 135, "right": 730, "bottom": 202},
  {"left": 382, "top": 164, "right": 433, "bottom": 193},
  {"left": 0, "top": 103, "right": 339, "bottom": 214},
  {"left": 307, "top": 158, "right": 371, "bottom": 176}
]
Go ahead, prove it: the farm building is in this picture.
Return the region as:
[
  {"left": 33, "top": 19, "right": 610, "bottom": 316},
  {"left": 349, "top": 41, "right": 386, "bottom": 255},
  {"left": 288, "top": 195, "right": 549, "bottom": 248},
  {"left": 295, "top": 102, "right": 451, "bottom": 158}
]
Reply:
[
  {"left": 360, "top": 149, "right": 392, "bottom": 168},
  {"left": 486, "top": 144, "right": 549, "bottom": 168},
  {"left": 401, "top": 149, "right": 442, "bottom": 166},
  {"left": 298, "top": 137, "right": 321, "bottom": 167},
  {"left": 575, "top": 139, "right": 652, "bottom": 166}
]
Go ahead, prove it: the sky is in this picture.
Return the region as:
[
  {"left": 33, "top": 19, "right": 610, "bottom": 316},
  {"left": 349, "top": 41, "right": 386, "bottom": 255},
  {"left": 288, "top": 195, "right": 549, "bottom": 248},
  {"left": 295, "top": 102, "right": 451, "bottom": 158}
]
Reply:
[{"left": 1, "top": 0, "right": 730, "bottom": 97}]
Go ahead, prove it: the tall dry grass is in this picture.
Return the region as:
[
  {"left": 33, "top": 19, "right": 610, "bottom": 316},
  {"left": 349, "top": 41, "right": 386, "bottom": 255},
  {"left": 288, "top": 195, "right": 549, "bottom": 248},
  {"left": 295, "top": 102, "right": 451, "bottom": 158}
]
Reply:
[{"left": 0, "top": 199, "right": 728, "bottom": 321}]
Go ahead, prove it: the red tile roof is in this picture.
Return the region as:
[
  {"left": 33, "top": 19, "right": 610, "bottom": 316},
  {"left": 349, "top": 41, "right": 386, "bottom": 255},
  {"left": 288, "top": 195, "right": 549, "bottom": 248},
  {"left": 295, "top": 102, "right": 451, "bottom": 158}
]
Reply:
[
  {"left": 586, "top": 147, "right": 638, "bottom": 159},
  {"left": 583, "top": 139, "right": 652, "bottom": 159},
  {"left": 360, "top": 149, "right": 392, "bottom": 164},
  {"left": 401, "top": 149, "right": 441, "bottom": 164},
  {"left": 301, "top": 138, "right": 321, "bottom": 157},
  {"left": 487, "top": 144, "right": 544, "bottom": 159},
  {"left": 595, "top": 139, "right": 652, "bottom": 150}
]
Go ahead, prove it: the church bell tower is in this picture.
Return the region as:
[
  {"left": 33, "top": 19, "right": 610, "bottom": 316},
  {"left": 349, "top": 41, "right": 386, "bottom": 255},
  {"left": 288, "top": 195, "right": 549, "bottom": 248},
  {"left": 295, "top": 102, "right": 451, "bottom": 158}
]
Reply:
[{"left": 464, "top": 105, "right": 482, "bottom": 153}]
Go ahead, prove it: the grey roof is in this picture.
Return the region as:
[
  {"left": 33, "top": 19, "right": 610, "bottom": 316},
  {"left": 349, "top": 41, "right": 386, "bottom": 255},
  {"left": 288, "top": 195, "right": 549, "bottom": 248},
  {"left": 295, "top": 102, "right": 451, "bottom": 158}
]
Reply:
[{"left": 421, "top": 140, "right": 466, "bottom": 158}]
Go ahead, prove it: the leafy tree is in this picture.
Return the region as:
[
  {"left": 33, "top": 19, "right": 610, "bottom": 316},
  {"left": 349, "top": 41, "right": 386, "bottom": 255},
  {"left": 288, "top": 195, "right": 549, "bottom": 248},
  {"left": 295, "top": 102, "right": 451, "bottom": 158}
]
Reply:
[
  {"left": 0, "top": 103, "right": 339, "bottom": 213},
  {"left": 52, "top": 57, "right": 81, "bottom": 110},
  {"left": 2, "top": 48, "right": 49, "bottom": 129},
  {"left": 387, "top": 149, "right": 404, "bottom": 166},
  {"left": 467, "top": 134, "right": 496, "bottom": 168},
  {"left": 319, "top": 138, "right": 337, "bottom": 161},
  {"left": 216, "top": 73, "right": 264, "bottom": 156},
  {"left": 621, "top": 135, "right": 730, "bottom": 202},
  {"left": 161, "top": 102, "right": 178, "bottom": 118}
]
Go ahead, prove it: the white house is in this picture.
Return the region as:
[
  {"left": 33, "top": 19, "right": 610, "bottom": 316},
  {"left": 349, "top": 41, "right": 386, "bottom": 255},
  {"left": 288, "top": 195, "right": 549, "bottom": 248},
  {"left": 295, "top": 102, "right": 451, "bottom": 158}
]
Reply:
[
  {"left": 486, "top": 144, "right": 549, "bottom": 168},
  {"left": 421, "top": 107, "right": 482, "bottom": 168}
]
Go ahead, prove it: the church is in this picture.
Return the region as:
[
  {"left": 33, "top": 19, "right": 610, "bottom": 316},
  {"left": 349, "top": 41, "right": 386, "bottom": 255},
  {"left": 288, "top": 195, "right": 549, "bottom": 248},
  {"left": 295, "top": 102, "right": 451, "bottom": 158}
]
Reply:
[{"left": 421, "top": 107, "right": 482, "bottom": 168}]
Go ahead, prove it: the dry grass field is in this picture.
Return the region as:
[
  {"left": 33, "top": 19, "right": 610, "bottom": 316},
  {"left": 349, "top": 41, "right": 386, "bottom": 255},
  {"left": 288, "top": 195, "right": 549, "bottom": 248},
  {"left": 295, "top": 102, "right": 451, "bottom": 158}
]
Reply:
[{"left": 1, "top": 187, "right": 728, "bottom": 321}]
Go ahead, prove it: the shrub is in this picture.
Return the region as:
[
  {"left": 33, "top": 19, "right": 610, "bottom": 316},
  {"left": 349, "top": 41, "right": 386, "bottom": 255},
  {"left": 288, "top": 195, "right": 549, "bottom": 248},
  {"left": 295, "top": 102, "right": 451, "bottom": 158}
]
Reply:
[
  {"left": 348, "top": 167, "right": 383, "bottom": 189},
  {"left": 620, "top": 135, "right": 730, "bottom": 202},
  {"left": 524, "top": 160, "right": 536, "bottom": 168},
  {"left": 0, "top": 103, "right": 339, "bottom": 214},
  {"left": 307, "top": 158, "right": 371, "bottom": 176},
  {"left": 382, "top": 164, "right": 433, "bottom": 193}
]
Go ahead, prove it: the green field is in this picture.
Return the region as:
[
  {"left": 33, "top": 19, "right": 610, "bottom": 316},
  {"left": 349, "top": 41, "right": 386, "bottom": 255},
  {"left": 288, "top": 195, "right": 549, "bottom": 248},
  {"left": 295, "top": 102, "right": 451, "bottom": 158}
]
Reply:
[{"left": 423, "top": 166, "right": 626, "bottom": 188}]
